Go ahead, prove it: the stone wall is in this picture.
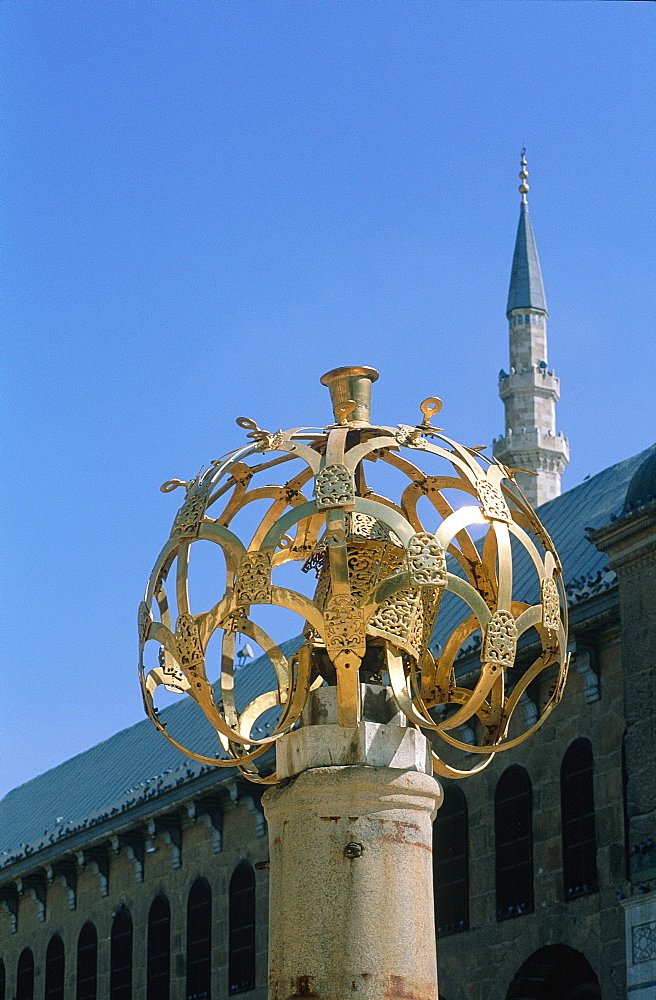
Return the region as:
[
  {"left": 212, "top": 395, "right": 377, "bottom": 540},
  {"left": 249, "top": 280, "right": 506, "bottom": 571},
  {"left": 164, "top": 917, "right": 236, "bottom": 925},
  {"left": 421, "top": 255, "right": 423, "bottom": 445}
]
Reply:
[
  {"left": 0, "top": 800, "right": 270, "bottom": 1000},
  {"left": 436, "top": 627, "right": 628, "bottom": 1000}
]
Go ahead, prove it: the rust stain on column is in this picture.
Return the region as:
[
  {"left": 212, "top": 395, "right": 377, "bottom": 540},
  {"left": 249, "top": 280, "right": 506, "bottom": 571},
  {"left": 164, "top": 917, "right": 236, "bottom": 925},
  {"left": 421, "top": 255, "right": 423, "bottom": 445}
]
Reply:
[
  {"left": 287, "top": 974, "right": 320, "bottom": 998},
  {"left": 383, "top": 974, "right": 438, "bottom": 1000}
]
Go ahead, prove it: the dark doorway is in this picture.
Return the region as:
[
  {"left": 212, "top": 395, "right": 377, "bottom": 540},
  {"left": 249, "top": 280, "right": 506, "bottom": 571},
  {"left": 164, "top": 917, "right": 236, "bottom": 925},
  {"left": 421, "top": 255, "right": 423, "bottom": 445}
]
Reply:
[{"left": 506, "top": 944, "right": 601, "bottom": 1000}]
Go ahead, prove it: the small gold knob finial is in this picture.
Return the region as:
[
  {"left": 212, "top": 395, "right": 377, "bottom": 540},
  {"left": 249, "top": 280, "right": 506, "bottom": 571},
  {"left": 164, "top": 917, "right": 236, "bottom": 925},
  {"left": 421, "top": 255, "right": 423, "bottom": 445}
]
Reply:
[
  {"left": 519, "top": 147, "right": 529, "bottom": 203},
  {"left": 419, "top": 397, "right": 442, "bottom": 427},
  {"left": 320, "top": 366, "right": 379, "bottom": 425}
]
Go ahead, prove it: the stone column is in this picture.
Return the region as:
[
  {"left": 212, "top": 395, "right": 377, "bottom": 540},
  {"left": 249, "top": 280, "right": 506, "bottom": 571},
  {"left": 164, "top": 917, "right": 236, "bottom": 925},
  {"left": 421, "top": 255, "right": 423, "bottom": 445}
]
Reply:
[{"left": 262, "top": 686, "right": 443, "bottom": 1000}]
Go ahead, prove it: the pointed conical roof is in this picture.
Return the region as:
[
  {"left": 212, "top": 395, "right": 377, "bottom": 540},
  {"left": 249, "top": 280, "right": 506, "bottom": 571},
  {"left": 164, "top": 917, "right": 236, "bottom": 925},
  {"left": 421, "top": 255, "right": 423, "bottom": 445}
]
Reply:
[{"left": 506, "top": 200, "right": 547, "bottom": 316}]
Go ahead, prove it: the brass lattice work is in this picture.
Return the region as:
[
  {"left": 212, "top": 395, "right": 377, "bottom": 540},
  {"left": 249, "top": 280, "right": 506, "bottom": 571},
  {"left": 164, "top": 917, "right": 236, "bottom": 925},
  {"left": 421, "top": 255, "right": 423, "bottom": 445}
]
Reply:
[{"left": 139, "top": 367, "right": 568, "bottom": 783}]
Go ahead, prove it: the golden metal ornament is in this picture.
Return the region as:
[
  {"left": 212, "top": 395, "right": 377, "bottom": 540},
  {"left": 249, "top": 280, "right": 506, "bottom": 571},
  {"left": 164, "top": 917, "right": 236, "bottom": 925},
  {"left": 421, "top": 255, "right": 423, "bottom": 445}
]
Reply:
[{"left": 139, "top": 366, "right": 568, "bottom": 783}]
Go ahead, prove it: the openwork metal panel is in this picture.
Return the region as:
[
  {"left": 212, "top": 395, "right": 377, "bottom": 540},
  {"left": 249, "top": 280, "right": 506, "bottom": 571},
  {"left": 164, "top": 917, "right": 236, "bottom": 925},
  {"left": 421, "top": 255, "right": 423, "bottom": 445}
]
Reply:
[
  {"left": 495, "top": 765, "right": 534, "bottom": 921},
  {"left": 76, "top": 923, "right": 97, "bottom": 1000},
  {"left": 433, "top": 785, "right": 469, "bottom": 936},
  {"left": 229, "top": 863, "right": 256, "bottom": 995},
  {"left": 139, "top": 368, "right": 568, "bottom": 783},
  {"left": 45, "top": 935, "right": 65, "bottom": 1000},
  {"left": 561, "top": 739, "right": 598, "bottom": 900},
  {"left": 147, "top": 895, "right": 171, "bottom": 1000},
  {"left": 186, "top": 878, "right": 211, "bottom": 1000}
]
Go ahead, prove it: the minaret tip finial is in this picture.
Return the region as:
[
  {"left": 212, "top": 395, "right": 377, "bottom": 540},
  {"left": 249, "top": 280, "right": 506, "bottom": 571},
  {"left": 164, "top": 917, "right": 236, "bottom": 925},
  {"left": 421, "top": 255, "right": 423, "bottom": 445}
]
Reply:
[{"left": 519, "top": 147, "right": 529, "bottom": 204}]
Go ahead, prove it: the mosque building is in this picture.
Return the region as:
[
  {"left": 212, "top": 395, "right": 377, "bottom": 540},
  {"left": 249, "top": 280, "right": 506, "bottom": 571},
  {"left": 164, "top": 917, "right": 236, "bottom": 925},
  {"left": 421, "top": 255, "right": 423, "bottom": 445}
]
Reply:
[{"left": 1, "top": 157, "right": 655, "bottom": 1000}]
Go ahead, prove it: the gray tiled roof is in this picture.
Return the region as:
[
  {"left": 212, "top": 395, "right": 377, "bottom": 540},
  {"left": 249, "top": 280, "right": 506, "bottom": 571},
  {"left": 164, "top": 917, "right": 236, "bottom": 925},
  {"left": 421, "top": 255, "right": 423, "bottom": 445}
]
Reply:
[
  {"left": 0, "top": 637, "right": 302, "bottom": 867},
  {"left": 506, "top": 202, "right": 547, "bottom": 316},
  {"left": 1, "top": 446, "right": 654, "bottom": 868},
  {"left": 527, "top": 442, "right": 656, "bottom": 592},
  {"left": 431, "top": 442, "right": 656, "bottom": 654}
]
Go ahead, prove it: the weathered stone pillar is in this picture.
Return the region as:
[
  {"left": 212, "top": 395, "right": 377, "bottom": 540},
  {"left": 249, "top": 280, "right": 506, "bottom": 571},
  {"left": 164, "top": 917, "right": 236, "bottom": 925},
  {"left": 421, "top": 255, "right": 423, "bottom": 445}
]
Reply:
[{"left": 262, "top": 687, "right": 442, "bottom": 1000}]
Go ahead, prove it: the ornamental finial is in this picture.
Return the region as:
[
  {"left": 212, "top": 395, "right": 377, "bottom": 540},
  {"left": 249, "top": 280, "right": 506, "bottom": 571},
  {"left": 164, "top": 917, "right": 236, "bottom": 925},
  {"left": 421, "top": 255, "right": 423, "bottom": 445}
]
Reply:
[
  {"left": 320, "top": 365, "right": 379, "bottom": 426},
  {"left": 139, "top": 367, "right": 568, "bottom": 785},
  {"left": 519, "top": 147, "right": 529, "bottom": 203}
]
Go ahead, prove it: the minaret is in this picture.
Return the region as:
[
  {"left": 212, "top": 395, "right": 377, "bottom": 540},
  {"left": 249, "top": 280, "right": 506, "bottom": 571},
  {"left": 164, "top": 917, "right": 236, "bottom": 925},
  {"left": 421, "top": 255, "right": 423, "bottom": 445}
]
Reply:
[{"left": 493, "top": 150, "right": 569, "bottom": 506}]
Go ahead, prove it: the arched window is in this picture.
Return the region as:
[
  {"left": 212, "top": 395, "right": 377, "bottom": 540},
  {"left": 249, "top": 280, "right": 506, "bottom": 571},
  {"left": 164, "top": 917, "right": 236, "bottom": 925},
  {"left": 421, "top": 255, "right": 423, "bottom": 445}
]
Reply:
[
  {"left": 561, "top": 738, "right": 598, "bottom": 899},
  {"left": 433, "top": 785, "right": 469, "bottom": 936},
  {"left": 495, "top": 765, "right": 534, "bottom": 920},
  {"left": 0, "top": 958, "right": 6, "bottom": 1000},
  {"left": 110, "top": 906, "right": 133, "bottom": 1000},
  {"left": 77, "top": 922, "right": 98, "bottom": 1000},
  {"left": 229, "top": 862, "right": 256, "bottom": 995},
  {"left": 147, "top": 894, "right": 171, "bottom": 1000},
  {"left": 45, "top": 935, "right": 65, "bottom": 1000},
  {"left": 16, "top": 948, "right": 34, "bottom": 1000},
  {"left": 186, "top": 877, "right": 211, "bottom": 1000}
]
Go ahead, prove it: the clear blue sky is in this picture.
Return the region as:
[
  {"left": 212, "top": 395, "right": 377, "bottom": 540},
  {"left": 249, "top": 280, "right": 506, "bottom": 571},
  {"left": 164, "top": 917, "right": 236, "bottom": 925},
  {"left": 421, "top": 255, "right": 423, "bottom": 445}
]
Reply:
[{"left": 2, "top": 1, "right": 655, "bottom": 798}]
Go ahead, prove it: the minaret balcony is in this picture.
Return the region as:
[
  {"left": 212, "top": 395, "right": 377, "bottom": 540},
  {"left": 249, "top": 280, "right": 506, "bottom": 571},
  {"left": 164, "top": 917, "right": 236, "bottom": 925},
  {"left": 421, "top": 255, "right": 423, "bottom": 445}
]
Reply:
[
  {"left": 498, "top": 366, "right": 560, "bottom": 401},
  {"left": 493, "top": 426, "right": 570, "bottom": 463}
]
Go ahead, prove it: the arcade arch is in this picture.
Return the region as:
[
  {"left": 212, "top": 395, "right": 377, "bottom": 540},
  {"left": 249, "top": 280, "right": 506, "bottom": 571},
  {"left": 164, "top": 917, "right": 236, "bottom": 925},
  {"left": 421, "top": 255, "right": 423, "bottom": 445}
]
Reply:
[{"left": 505, "top": 945, "right": 601, "bottom": 1000}]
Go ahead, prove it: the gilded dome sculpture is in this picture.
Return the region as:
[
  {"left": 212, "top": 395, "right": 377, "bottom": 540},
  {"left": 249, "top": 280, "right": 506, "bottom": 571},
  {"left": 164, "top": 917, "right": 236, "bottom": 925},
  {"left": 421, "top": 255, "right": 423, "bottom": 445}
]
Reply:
[{"left": 139, "top": 367, "right": 568, "bottom": 783}]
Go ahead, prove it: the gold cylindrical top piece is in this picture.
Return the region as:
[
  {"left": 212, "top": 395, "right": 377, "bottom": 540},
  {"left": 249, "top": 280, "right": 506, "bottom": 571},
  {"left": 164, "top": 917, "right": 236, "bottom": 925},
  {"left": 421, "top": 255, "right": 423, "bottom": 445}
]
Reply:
[
  {"left": 320, "top": 365, "right": 379, "bottom": 425},
  {"left": 321, "top": 365, "right": 378, "bottom": 424}
]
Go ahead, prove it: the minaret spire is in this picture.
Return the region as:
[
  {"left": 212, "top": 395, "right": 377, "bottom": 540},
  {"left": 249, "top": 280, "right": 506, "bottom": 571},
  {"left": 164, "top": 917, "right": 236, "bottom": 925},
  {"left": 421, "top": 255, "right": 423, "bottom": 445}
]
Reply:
[
  {"left": 506, "top": 151, "right": 547, "bottom": 318},
  {"left": 493, "top": 151, "right": 569, "bottom": 506}
]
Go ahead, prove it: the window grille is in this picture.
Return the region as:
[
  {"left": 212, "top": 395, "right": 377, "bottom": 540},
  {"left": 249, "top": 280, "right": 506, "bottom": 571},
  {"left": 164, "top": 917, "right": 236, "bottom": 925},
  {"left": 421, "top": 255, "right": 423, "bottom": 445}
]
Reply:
[
  {"left": 186, "top": 878, "right": 211, "bottom": 1000},
  {"left": 495, "top": 765, "right": 534, "bottom": 920},
  {"left": 147, "top": 894, "right": 171, "bottom": 1000},
  {"left": 16, "top": 948, "right": 34, "bottom": 1000},
  {"left": 433, "top": 785, "right": 469, "bottom": 936},
  {"left": 45, "top": 935, "right": 65, "bottom": 1000},
  {"left": 229, "top": 863, "right": 256, "bottom": 995},
  {"left": 110, "top": 907, "right": 133, "bottom": 1000},
  {"left": 77, "top": 922, "right": 97, "bottom": 1000},
  {"left": 561, "top": 738, "right": 598, "bottom": 899}
]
